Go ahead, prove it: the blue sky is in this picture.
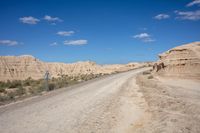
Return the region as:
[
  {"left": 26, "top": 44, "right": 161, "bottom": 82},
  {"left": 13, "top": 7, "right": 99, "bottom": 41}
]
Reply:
[{"left": 0, "top": 0, "right": 200, "bottom": 64}]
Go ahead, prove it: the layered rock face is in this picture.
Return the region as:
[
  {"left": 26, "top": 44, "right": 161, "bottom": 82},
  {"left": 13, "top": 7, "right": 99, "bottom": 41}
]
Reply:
[
  {"left": 0, "top": 55, "right": 148, "bottom": 81},
  {"left": 0, "top": 55, "right": 45, "bottom": 81},
  {"left": 153, "top": 42, "right": 200, "bottom": 79}
]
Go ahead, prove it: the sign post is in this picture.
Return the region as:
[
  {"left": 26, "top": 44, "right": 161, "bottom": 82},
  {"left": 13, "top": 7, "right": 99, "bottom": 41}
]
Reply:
[{"left": 44, "top": 71, "right": 50, "bottom": 91}]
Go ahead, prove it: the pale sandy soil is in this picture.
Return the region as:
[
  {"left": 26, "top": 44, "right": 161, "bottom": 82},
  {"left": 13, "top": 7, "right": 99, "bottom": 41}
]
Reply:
[
  {"left": 1, "top": 67, "right": 199, "bottom": 133},
  {"left": 136, "top": 74, "right": 200, "bottom": 133},
  {"left": 0, "top": 68, "right": 150, "bottom": 133}
]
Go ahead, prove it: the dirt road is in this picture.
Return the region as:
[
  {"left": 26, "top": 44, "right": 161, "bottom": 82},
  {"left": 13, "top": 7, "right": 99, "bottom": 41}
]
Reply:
[
  {"left": 0, "top": 68, "right": 150, "bottom": 133},
  {"left": 135, "top": 74, "right": 200, "bottom": 133}
]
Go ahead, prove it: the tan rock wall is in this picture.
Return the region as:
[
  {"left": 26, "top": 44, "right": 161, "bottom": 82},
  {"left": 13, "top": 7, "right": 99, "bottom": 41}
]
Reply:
[
  {"left": 153, "top": 42, "right": 200, "bottom": 79},
  {"left": 0, "top": 55, "right": 149, "bottom": 81}
]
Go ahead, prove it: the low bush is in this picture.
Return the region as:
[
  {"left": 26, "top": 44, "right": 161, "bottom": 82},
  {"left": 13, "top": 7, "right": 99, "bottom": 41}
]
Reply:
[
  {"left": 0, "top": 81, "right": 9, "bottom": 89},
  {"left": 7, "top": 92, "right": 16, "bottom": 100},
  {"left": 23, "top": 77, "right": 33, "bottom": 86},
  {"left": 36, "top": 85, "right": 45, "bottom": 93},
  {"left": 16, "top": 86, "right": 26, "bottom": 96},
  {"left": 0, "top": 95, "right": 9, "bottom": 102},
  {"left": 8, "top": 80, "right": 22, "bottom": 88},
  {"left": 48, "top": 83, "right": 56, "bottom": 91},
  {"left": 143, "top": 71, "right": 151, "bottom": 75},
  {"left": 148, "top": 75, "right": 154, "bottom": 79},
  {"left": 0, "top": 88, "right": 6, "bottom": 93}
]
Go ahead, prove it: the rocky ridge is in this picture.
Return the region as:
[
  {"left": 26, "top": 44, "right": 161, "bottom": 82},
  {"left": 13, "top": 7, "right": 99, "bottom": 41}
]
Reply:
[
  {"left": 0, "top": 55, "right": 150, "bottom": 81},
  {"left": 153, "top": 42, "right": 200, "bottom": 79}
]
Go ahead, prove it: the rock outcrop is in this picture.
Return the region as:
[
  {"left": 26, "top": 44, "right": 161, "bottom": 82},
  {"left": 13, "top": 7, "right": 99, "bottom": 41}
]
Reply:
[
  {"left": 153, "top": 42, "right": 200, "bottom": 79},
  {"left": 0, "top": 55, "right": 149, "bottom": 81}
]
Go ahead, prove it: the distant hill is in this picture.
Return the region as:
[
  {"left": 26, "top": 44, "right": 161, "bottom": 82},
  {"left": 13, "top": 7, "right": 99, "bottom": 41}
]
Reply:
[{"left": 0, "top": 55, "right": 151, "bottom": 81}]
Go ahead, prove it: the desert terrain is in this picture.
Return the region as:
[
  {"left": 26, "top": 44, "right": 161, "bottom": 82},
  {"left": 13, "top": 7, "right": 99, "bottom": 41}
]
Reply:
[
  {"left": 0, "top": 55, "right": 150, "bottom": 81},
  {"left": 0, "top": 68, "right": 150, "bottom": 133},
  {"left": 134, "top": 42, "right": 200, "bottom": 132},
  {"left": 0, "top": 42, "right": 200, "bottom": 133}
]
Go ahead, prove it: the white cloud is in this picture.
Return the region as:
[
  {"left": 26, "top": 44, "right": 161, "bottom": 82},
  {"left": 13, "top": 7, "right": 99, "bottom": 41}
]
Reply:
[
  {"left": 133, "top": 33, "right": 155, "bottom": 42},
  {"left": 50, "top": 42, "right": 58, "bottom": 46},
  {"left": 57, "top": 31, "right": 75, "bottom": 36},
  {"left": 44, "top": 15, "right": 62, "bottom": 22},
  {"left": 187, "top": 0, "right": 200, "bottom": 7},
  {"left": 19, "top": 16, "right": 40, "bottom": 24},
  {"left": 175, "top": 10, "right": 200, "bottom": 21},
  {"left": 134, "top": 33, "right": 150, "bottom": 38},
  {"left": 154, "top": 14, "right": 170, "bottom": 20},
  {"left": 64, "top": 40, "right": 88, "bottom": 45},
  {"left": 0, "top": 40, "right": 19, "bottom": 46}
]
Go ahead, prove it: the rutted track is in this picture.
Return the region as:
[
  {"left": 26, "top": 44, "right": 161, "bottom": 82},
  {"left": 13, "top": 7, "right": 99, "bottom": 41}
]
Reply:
[{"left": 0, "top": 68, "right": 150, "bottom": 133}]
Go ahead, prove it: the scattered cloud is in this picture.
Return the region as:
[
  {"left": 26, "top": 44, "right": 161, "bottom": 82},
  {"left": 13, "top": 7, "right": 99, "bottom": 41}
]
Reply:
[
  {"left": 19, "top": 16, "right": 40, "bottom": 24},
  {"left": 50, "top": 42, "right": 58, "bottom": 46},
  {"left": 134, "top": 33, "right": 150, "bottom": 38},
  {"left": 133, "top": 33, "right": 155, "bottom": 42},
  {"left": 186, "top": 0, "right": 200, "bottom": 7},
  {"left": 44, "top": 15, "right": 62, "bottom": 22},
  {"left": 0, "top": 40, "right": 19, "bottom": 46},
  {"left": 154, "top": 14, "right": 170, "bottom": 20},
  {"left": 175, "top": 10, "right": 200, "bottom": 21},
  {"left": 64, "top": 40, "right": 88, "bottom": 45},
  {"left": 57, "top": 31, "right": 75, "bottom": 36}
]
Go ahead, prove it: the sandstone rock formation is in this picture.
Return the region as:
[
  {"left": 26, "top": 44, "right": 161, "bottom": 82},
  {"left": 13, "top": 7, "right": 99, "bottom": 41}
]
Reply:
[
  {"left": 153, "top": 42, "right": 200, "bottom": 79},
  {"left": 0, "top": 55, "right": 149, "bottom": 81}
]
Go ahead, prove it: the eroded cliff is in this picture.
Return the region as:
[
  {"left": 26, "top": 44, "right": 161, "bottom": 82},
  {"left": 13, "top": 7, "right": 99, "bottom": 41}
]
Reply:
[
  {"left": 153, "top": 42, "right": 200, "bottom": 79},
  {"left": 0, "top": 55, "right": 148, "bottom": 81}
]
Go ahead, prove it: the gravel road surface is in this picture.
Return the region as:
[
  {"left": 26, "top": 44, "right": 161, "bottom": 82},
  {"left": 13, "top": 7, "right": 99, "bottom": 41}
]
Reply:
[{"left": 0, "top": 68, "right": 150, "bottom": 133}]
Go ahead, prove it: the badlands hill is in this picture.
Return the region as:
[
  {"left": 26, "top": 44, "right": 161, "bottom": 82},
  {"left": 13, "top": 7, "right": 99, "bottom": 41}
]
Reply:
[
  {"left": 153, "top": 42, "right": 200, "bottom": 79},
  {"left": 0, "top": 55, "right": 150, "bottom": 81}
]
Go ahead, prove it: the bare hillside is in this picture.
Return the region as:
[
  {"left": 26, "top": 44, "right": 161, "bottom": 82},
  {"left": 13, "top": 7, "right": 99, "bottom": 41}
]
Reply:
[{"left": 0, "top": 55, "right": 150, "bottom": 81}]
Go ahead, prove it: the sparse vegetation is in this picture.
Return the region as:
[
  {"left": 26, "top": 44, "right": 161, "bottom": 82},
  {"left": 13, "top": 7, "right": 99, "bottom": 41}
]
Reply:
[
  {"left": 0, "top": 73, "right": 104, "bottom": 104},
  {"left": 142, "top": 70, "right": 151, "bottom": 75},
  {"left": 147, "top": 75, "right": 154, "bottom": 79},
  {"left": 48, "top": 83, "right": 56, "bottom": 91},
  {"left": 8, "top": 80, "right": 22, "bottom": 88}
]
